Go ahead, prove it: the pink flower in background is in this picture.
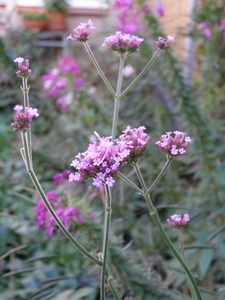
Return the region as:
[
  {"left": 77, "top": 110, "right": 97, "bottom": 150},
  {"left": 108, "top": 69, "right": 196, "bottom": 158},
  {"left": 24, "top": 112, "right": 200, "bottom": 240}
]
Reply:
[
  {"left": 156, "top": 131, "right": 191, "bottom": 158},
  {"left": 67, "top": 20, "right": 95, "bottom": 42},
  {"left": 219, "top": 20, "right": 225, "bottom": 37},
  {"left": 114, "top": 0, "right": 132, "bottom": 10},
  {"left": 156, "top": 3, "right": 165, "bottom": 17},
  {"left": 41, "top": 56, "right": 83, "bottom": 112},
  {"left": 197, "top": 22, "right": 212, "bottom": 38},
  {"left": 114, "top": 0, "right": 150, "bottom": 34},
  {"left": 53, "top": 170, "right": 71, "bottom": 185},
  {"left": 167, "top": 213, "right": 190, "bottom": 228},
  {"left": 56, "top": 92, "right": 73, "bottom": 113},
  {"left": 34, "top": 191, "right": 85, "bottom": 237}
]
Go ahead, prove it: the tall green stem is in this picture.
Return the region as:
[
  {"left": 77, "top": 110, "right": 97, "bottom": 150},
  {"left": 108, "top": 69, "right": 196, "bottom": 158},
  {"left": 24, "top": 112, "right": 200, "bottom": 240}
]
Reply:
[
  {"left": 147, "top": 158, "right": 172, "bottom": 192},
  {"left": 20, "top": 133, "right": 102, "bottom": 267},
  {"left": 111, "top": 56, "right": 125, "bottom": 142},
  {"left": 21, "top": 78, "right": 32, "bottom": 163},
  {"left": 100, "top": 185, "right": 112, "bottom": 300},
  {"left": 178, "top": 229, "right": 198, "bottom": 300},
  {"left": 120, "top": 48, "right": 161, "bottom": 100},
  {"left": 83, "top": 41, "right": 116, "bottom": 99},
  {"left": 134, "top": 163, "right": 202, "bottom": 300}
]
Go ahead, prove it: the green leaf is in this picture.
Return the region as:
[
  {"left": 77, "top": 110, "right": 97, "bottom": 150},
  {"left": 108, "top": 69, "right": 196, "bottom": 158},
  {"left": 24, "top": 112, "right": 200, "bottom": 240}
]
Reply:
[{"left": 199, "top": 249, "right": 213, "bottom": 278}]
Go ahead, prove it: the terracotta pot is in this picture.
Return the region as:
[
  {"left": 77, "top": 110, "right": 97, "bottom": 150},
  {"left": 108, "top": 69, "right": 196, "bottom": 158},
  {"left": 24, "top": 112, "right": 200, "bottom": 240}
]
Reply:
[
  {"left": 23, "top": 19, "right": 48, "bottom": 31},
  {"left": 46, "top": 11, "right": 67, "bottom": 30}
]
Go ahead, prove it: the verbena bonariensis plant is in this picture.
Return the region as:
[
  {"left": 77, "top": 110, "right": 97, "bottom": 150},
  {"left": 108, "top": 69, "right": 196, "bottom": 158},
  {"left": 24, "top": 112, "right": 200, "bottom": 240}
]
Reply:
[{"left": 12, "top": 20, "right": 202, "bottom": 300}]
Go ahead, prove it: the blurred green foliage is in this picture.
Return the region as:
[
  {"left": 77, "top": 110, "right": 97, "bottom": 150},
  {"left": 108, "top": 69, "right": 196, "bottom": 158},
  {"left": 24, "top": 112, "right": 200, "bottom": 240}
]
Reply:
[{"left": 1, "top": 2, "right": 225, "bottom": 299}]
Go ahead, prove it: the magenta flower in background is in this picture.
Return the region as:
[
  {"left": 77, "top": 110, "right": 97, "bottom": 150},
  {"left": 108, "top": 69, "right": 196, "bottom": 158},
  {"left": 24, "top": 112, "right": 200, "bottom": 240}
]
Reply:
[
  {"left": 57, "top": 55, "right": 80, "bottom": 75},
  {"left": 53, "top": 170, "right": 70, "bottom": 185},
  {"left": 102, "top": 31, "right": 144, "bottom": 57},
  {"left": 11, "top": 105, "right": 39, "bottom": 133},
  {"left": 156, "top": 3, "right": 165, "bottom": 17},
  {"left": 155, "top": 131, "right": 191, "bottom": 158},
  {"left": 34, "top": 190, "right": 85, "bottom": 237},
  {"left": 41, "top": 56, "right": 83, "bottom": 112},
  {"left": 114, "top": 0, "right": 132, "bottom": 10},
  {"left": 167, "top": 213, "right": 190, "bottom": 228},
  {"left": 114, "top": 0, "right": 150, "bottom": 34},
  {"left": 67, "top": 20, "right": 95, "bottom": 42},
  {"left": 197, "top": 22, "right": 212, "bottom": 39}
]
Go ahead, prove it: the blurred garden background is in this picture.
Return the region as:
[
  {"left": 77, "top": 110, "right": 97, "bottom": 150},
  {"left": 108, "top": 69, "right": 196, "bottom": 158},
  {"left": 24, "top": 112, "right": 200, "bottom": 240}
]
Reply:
[{"left": 1, "top": 0, "right": 225, "bottom": 299}]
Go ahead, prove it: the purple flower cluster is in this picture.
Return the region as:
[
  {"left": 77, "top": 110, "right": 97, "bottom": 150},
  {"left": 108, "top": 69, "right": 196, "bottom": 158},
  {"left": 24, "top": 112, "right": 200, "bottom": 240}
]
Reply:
[
  {"left": 167, "top": 213, "right": 190, "bottom": 228},
  {"left": 67, "top": 20, "right": 95, "bottom": 42},
  {"left": 117, "top": 126, "right": 150, "bottom": 163},
  {"left": 114, "top": 0, "right": 150, "bottom": 34},
  {"left": 155, "top": 35, "right": 174, "bottom": 49},
  {"left": 34, "top": 191, "right": 84, "bottom": 237},
  {"left": 155, "top": 131, "right": 191, "bottom": 158},
  {"left": 14, "top": 57, "right": 31, "bottom": 78},
  {"left": 102, "top": 31, "right": 144, "bottom": 56},
  {"left": 69, "top": 126, "right": 150, "bottom": 187},
  {"left": 11, "top": 105, "right": 39, "bottom": 132},
  {"left": 41, "top": 56, "right": 83, "bottom": 112}
]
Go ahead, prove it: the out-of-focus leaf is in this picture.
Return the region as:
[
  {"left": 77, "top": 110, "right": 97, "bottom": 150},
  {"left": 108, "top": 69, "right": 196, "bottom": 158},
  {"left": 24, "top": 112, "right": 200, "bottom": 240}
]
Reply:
[{"left": 199, "top": 249, "right": 213, "bottom": 278}]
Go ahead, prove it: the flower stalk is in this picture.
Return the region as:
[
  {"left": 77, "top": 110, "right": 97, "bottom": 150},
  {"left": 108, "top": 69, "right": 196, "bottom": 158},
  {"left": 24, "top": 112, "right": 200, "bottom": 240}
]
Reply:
[
  {"left": 134, "top": 162, "right": 202, "bottom": 300},
  {"left": 100, "top": 185, "right": 112, "bottom": 299}
]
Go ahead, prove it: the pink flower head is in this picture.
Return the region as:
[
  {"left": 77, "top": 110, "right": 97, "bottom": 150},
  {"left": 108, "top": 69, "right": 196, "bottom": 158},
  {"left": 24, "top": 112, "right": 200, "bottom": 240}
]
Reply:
[
  {"left": 69, "top": 127, "right": 150, "bottom": 187},
  {"left": 156, "top": 3, "right": 165, "bottom": 17},
  {"left": 167, "top": 213, "right": 190, "bottom": 228},
  {"left": 11, "top": 105, "right": 39, "bottom": 133},
  {"left": 69, "top": 135, "right": 128, "bottom": 187},
  {"left": 14, "top": 57, "right": 31, "bottom": 78},
  {"left": 67, "top": 20, "right": 95, "bottom": 42},
  {"left": 155, "top": 35, "right": 174, "bottom": 49},
  {"left": 155, "top": 131, "right": 191, "bottom": 158},
  {"left": 117, "top": 126, "right": 150, "bottom": 163},
  {"left": 102, "top": 31, "right": 144, "bottom": 57}
]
